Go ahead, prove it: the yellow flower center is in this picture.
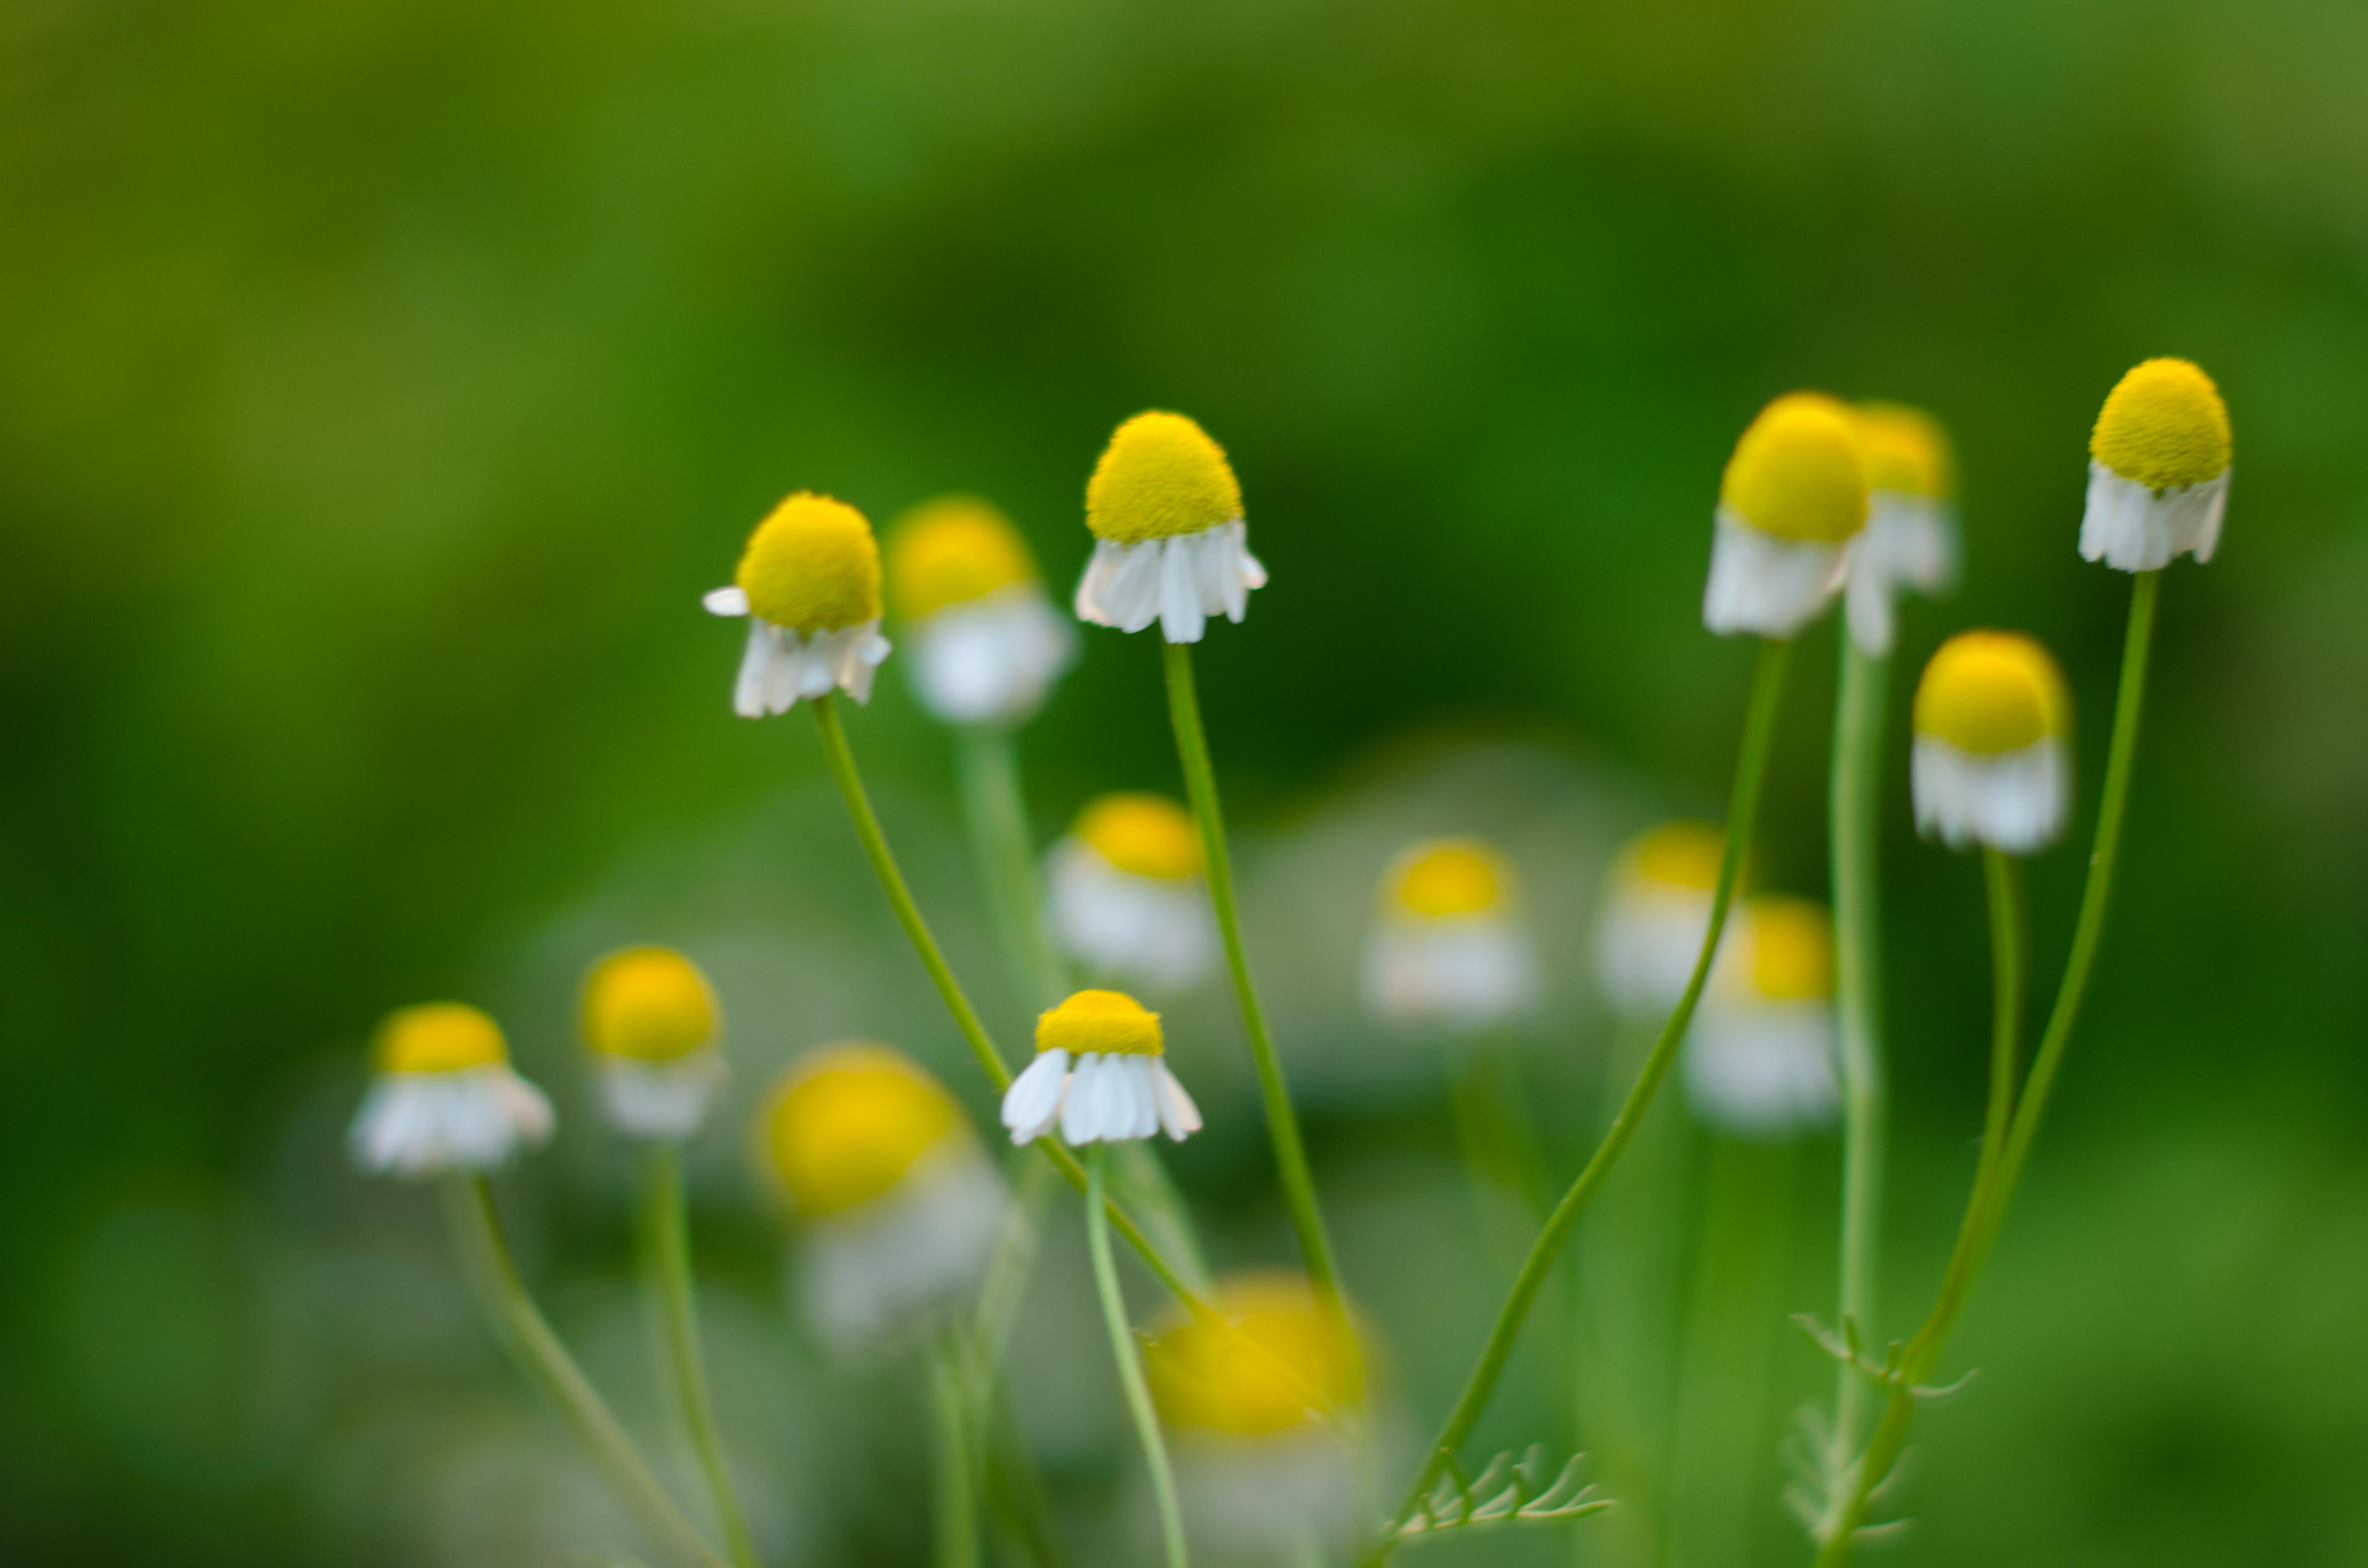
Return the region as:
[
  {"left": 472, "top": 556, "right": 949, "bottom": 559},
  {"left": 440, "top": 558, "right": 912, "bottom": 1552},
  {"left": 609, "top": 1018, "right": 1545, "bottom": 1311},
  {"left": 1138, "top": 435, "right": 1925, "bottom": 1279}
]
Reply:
[
  {"left": 1743, "top": 896, "right": 1833, "bottom": 1001},
  {"left": 582, "top": 947, "right": 718, "bottom": 1062},
  {"left": 1913, "top": 631, "right": 2070, "bottom": 754},
  {"left": 760, "top": 1045, "right": 961, "bottom": 1219},
  {"left": 1386, "top": 839, "right": 1510, "bottom": 918},
  {"left": 2089, "top": 357, "right": 2231, "bottom": 491},
  {"left": 1619, "top": 821, "right": 1727, "bottom": 893},
  {"left": 1037, "top": 989, "right": 1163, "bottom": 1057},
  {"left": 1085, "top": 412, "right": 1244, "bottom": 544},
  {"left": 1146, "top": 1272, "right": 1365, "bottom": 1436},
  {"left": 887, "top": 495, "right": 1040, "bottom": 621},
  {"left": 1853, "top": 402, "right": 1953, "bottom": 500},
  {"left": 1719, "top": 392, "right": 1870, "bottom": 543},
  {"left": 375, "top": 1002, "right": 507, "bottom": 1074},
  {"left": 1076, "top": 793, "right": 1201, "bottom": 881},
  {"left": 734, "top": 492, "right": 883, "bottom": 633}
]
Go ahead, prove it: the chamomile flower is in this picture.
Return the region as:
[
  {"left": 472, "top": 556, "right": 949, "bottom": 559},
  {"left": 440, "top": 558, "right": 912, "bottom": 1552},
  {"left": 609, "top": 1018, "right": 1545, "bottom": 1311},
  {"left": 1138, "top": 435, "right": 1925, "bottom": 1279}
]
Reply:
[
  {"left": 1912, "top": 631, "right": 2073, "bottom": 855},
  {"left": 703, "top": 492, "right": 892, "bottom": 716},
  {"left": 886, "top": 495, "right": 1077, "bottom": 728},
  {"left": 1000, "top": 989, "right": 1203, "bottom": 1147},
  {"left": 1074, "top": 412, "right": 1268, "bottom": 643},
  {"left": 1703, "top": 393, "right": 1871, "bottom": 639},
  {"left": 756, "top": 1044, "right": 1006, "bottom": 1351},
  {"left": 1685, "top": 895, "right": 1839, "bottom": 1141},
  {"left": 2080, "top": 358, "right": 2232, "bottom": 573},
  {"left": 580, "top": 946, "right": 728, "bottom": 1140},
  {"left": 1844, "top": 402, "right": 1959, "bottom": 656},
  {"left": 1047, "top": 792, "right": 1218, "bottom": 992},
  {"left": 1593, "top": 821, "right": 1736, "bottom": 1024},
  {"left": 1146, "top": 1272, "right": 1367, "bottom": 1560},
  {"left": 1361, "top": 837, "right": 1540, "bottom": 1033},
  {"left": 349, "top": 1003, "right": 555, "bottom": 1178}
]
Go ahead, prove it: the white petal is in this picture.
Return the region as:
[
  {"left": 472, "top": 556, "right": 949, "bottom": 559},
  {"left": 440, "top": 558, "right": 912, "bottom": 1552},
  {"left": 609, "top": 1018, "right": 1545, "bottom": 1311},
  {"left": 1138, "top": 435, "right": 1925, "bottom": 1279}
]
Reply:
[
  {"left": 1101, "top": 540, "right": 1166, "bottom": 633},
  {"left": 1059, "top": 1054, "right": 1104, "bottom": 1145},
  {"left": 1002, "top": 1049, "right": 1070, "bottom": 1144},
  {"left": 1157, "top": 535, "right": 1207, "bottom": 643},
  {"left": 732, "top": 622, "right": 777, "bottom": 718},
  {"left": 1702, "top": 511, "right": 1848, "bottom": 638},
  {"left": 704, "top": 585, "right": 751, "bottom": 616},
  {"left": 1155, "top": 1063, "right": 1202, "bottom": 1140}
]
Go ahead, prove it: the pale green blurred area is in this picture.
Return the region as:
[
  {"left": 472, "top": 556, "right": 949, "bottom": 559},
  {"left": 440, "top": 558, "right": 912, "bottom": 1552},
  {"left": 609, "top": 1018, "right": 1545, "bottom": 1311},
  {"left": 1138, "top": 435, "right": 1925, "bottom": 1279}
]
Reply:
[{"left": 8, "top": 0, "right": 2368, "bottom": 1563}]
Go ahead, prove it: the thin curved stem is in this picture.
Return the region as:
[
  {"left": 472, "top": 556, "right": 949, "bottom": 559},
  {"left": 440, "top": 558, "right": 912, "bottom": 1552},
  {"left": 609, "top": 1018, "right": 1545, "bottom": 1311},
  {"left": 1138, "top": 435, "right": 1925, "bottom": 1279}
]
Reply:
[
  {"left": 440, "top": 1175, "right": 728, "bottom": 1568},
  {"left": 1827, "top": 635, "right": 1888, "bottom": 1464},
  {"left": 1087, "top": 1145, "right": 1191, "bottom": 1568},
  {"left": 640, "top": 1144, "right": 761, "bottom": 1568},
  {"left": 1377, "top": 635, "right": 1793, "bottom": 1552},
  {"left": 1813, "top": 569, "right": 2159, "bottom": 1564},
  {"left": 1161, "top": 642, "right": 1346, "bottom": 1322}
]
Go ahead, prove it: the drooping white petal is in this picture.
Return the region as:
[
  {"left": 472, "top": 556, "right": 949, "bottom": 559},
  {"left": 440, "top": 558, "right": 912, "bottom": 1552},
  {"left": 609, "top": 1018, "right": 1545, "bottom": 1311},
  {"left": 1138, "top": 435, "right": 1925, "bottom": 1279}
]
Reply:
[
  {"left": 349, "top": 1065, "right": 555, "bottom": 1179},
  {"left": 1912, "top": 735, "right": 2069, "bottom": 855},
  {"left": 704, "top": 585, "right": 752, "bottom": 616},
  {"left": 1702, "top": 510, "right": 1850, "bottom": 639},
  {"left": 2079, "top": 463, "right": 2228, "bottom": 573},
  {"left": 1045, "top": 838, "right": 1219, "bottom": 992},
  {"left": 1158, "top": 533, "right": 1208, "bottom": 643},
  {"left": 1059, "top": 1053, "right": 1106, "bottom": 1144},
  {"left": 1001, "top": 1048, "right": 1071, "bottom": 1144},
  {"left": 1155, "top": 1062, "right": 1203, "bottom": 1141}
]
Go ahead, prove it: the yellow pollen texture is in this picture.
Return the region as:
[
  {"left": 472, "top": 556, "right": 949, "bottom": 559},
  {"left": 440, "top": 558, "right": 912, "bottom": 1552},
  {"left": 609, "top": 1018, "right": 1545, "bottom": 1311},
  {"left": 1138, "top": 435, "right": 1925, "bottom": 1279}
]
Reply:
[
  {"left": 582, "top": 947, "right": 718, "bottom": 1062},
  {"left": 1147, "top": 1272, "right": 1365, "bottom": 1436},
  {"left": 1914, "top": 631, "right": 2069, "bottom": 754},
  {"left": 1720, "top": 392, "right": 1870, "bottom": 543},
  {"left": 1038, "top": 989, "right": 1163, "bottom": 1058},
  {"left": 1622, "top": 821, "right": 1727, "bottom": 894},
  {"left": 734, "top": 492, "right": 883, "bottom": 633},
  {"left": 376, "top": 1002, "right": 507, "bottom": 1074},
  {"left": 761, "top": 1045, "right": 960, "bottom": 1220},
  {"left": 1387, "top": 839, "right": 1510, "bottom": 918},
  {"left": 1085, "top": 412, "right": 1243, "bottom": 543},
  {"left": 1076, "top": 793, "right": 1201, "bottom": 881},
  {"left": 887, "top": 495, "right": 1039, "bottom": 621},
  {"left": 1854, "top": 402, "right": 1954, "bottom": 499},
  {"left": 1743, "top": 896, "right": 1833, "bottom": 1001},
  {"left": 2090, "top": 357, "right": 2231, "bottom": 491}
]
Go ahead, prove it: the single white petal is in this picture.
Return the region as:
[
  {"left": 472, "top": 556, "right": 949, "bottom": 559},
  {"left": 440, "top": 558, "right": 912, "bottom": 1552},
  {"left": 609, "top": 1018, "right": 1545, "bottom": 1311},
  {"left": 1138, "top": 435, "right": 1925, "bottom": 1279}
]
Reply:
[
  {"left": 1157, "top": 534, "right": 1207, "bottom": 643},
  {"left": 1060, "top": 1053, "right": 1104, "bottom": 1145},
  {"left": 1102, "top": 540, "right": 1166, "bottom": 633},
  {"left": 1155, "top": 1063, "right": 1203, "bottom": 1140},
  {"left": 704, "top": 585, "right": 751, "bottom": 616},
  {"left": 1002, "top": 1049, "right": 1070, "bottom": 1144}
]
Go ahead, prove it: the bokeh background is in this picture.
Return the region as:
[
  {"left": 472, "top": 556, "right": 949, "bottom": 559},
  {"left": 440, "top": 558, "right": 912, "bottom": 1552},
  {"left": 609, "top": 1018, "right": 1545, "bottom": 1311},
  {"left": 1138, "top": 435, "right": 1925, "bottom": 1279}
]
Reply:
[{"left": 8, "top": 0, "right": 2368, "bottom": 1564}]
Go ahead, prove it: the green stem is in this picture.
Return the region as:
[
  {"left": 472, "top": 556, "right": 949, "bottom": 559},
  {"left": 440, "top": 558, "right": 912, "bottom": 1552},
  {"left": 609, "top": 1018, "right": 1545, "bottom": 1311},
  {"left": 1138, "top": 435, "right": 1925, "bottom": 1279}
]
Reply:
[
  {"left": 1161, "top": 642, "right": 1349, "bottom": 1329},
  {"left": 640, "top": 1144, "right": 761, "bottom": 1568},
  {"left": 1377, "top": 636, "right": 1794, "bottom": 1551},
  {"left": 1086, "top": 1145, "right": 1191, "bottom": 1568},
  {"left": 955, "top": 726, "right": 1070, "bottom": 1010},
  {"left": 929, "top": 1330, "right": 985, "bottom": 1568},
  {"left": 439, "top": 1175, "right": 728, "bottom": 1568},
  {"left": 1814, "top": 571, "right": 2159, "bottom": 1564},
  {"left": 1827, "top": 635, "right": 1888, "bottom": 1465}
]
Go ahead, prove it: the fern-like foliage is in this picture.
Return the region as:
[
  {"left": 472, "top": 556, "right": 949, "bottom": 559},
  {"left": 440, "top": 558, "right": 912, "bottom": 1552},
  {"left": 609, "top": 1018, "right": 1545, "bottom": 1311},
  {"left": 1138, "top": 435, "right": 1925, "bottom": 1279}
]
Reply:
[{"left": 1385, "top": 1446, "right": 1611, "bottom": 1547}]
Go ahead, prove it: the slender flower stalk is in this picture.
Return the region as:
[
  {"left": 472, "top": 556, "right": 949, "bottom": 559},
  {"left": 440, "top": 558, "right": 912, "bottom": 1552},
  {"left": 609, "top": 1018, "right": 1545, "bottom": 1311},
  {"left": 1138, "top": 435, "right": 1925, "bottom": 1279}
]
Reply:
[
  {"left": 1813, "top": 573, "right": 2157, "bottom": 1563},
  {"left": 1087, "top": 1145, "right": 1192, "bottom": 1568},
  {"left": 439, "top": 1175, "right": 728, "bottom": 1568},
  {"left": 1163, "top": 641, "right": 1350, "bottom": 1335},
  {"left": 1377, "top": 636, "right": 1794, "bottom": 1547},
  {"left": 639, "top": 1144, "right": 761, "bottom": 1568},
  {"left": 1825, "top": 634, "right": 1888, "bottom": 1466},
  {"left": 928, "top": 1330, "right": 986, "bottom": 1568}
]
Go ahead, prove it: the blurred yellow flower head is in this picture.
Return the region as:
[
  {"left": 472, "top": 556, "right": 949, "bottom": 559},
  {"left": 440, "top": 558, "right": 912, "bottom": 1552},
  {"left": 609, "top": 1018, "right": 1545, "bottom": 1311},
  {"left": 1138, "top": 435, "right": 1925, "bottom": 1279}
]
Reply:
[
  {"left": 1914, "top": 631, "right": 2070, "bottom": 755},
  {"left": 1076, "top": 793, "right": 1201, "bottom": 881},
  {"left": 1720, "top": 392, "right": 1870, "bottom": 544},
  {"left": 760, "top": 1045, "right": 964, "bottom": 1220},
  {"left": 582, "top": 947, "right": 718, "bottom": 1062},
  {"left": 1147, "top": 1272, "right": 1365, "bottom": 1436},
  {"left": 887, "top": 495, "right": 1041, "bottom": 621},
  {"left": 376, "top": 1002, "right": 509, "bottom": 1074},
  {"left": 353, "top": 1003, "right": 554, "bottom": 1176},
  {"left": 1853, "top": 401, "right": 1954, "bottom": 501},
  {"left": 1736, "top": 895, "right": 1834, "bottom": 1003},
  {"left": 1036, "top": 988, "right": 1163, "bottom": 1057},
  {"left": 1382, "top": 838, "right": 1512, "bottom": 919}
]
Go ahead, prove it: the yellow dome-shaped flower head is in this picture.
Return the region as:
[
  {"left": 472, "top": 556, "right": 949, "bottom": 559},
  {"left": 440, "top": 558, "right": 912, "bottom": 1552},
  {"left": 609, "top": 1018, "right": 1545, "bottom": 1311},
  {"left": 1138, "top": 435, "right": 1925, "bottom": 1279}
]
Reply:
[
  {"left": 2091, "top": 359, "right": 2231, "bottom": 492},
  {"left": 758, "top": 1045, "right": 965, "bottom": 1221},
  {"left": 1037, "top": 988, "right": 1164, "bottom": 1057},
  {"left": 887, "top": 495, "right": 1041, "bottom": 621},
  {"left": 1736, "top": 895, "right": 1833, "bottom": 1003},
  {"left": 581, "top": 947, "right": 719, "bottom": 1062},
  {"left": 1620, "top": 821, "right": 1729, "bottom": 895},
  {"left": 734, "top": 492, "right": 883, "bottom": 634},
  {"left": 1086, "top": 413, "right": 1244, "bottom": 544},
  {"left": 1913, "top": 632, "right": 2070, "bottom": 755},
  {"left": 1720, "top": 393, "right": 1870, "bottom": 544},
  {"left": 1076, "top": 793, "right": 1202, "bottom": 881},
  {"left": 1147, "top": 1272, "right": 1367, "bottom": 1436},
  {"left": 1854, "top": 402, "right": 1954, "bottom": 501},
  {"left": 376, "top": 1002, "right": 509, "bottom": 1074},
  {"left": 1382, "top": 838, "right": 1513, "bottom": 920}
]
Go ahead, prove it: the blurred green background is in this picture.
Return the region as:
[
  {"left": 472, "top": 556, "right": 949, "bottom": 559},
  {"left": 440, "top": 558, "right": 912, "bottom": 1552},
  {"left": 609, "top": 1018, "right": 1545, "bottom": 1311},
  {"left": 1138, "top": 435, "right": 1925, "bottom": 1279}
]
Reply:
[{"left": 8, "top": 0, "right": 2368, "bottom": 1563}]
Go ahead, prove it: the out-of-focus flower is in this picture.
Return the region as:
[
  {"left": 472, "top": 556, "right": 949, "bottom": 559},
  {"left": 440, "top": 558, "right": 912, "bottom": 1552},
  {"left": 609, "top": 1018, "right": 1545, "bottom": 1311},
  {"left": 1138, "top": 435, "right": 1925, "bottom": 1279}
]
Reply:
[
  {"left": 1047, "top": 792, "right": 1217, "bottom": 992},
  {"left": 885, "top": 495, "right": 1077, "bottom": 727},
  {"left": 755, "top": 1044, "right": 1005, "bottom": 1351},
  {"left": 1685, "top": 896, "right": 1838, "bottom": 1140},
  {"left": 703, "top": 492, "right": 892, "bottom": 716},
  {"left": 1361, "top": 837, "right": 1539, "bottom": 1034},
  {"left": 580, "top": 946, "right": 728, "bottom": 1140},
  {"left": 1593, "top": 821, "right": 1735, "bottom": 1023},
  {"left": 1912, "top": 631, "right": 2073, "bottom": 855},
  {"left": 349, "top": 1004, "right": 555, "bottom": 1177},
  {"left": 1001, "top": 990, "right": 1203, "bottom": 1147},
  {"left": 1703, "top": 392, "right": 1871, "bottom": 639},
  {"left": 1146, "top": 1272, "right": 1366, "bottom": 1562},
  {"left": 1845, "top": 402, "right": 1958, "bottom": 655},
  {"left": 1075, "top": 412, "right": 1267, "bottom": 643},
  {"left": 2080, "top": 358, "right": 2232, "bottom": 573}
]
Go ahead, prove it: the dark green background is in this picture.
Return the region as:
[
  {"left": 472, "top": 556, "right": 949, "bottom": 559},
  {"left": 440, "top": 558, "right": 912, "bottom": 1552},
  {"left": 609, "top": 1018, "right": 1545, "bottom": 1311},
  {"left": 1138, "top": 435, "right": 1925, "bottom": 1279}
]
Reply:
[{"left": 7, "top": 1, "right": 2368, "bottom": 1564}]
